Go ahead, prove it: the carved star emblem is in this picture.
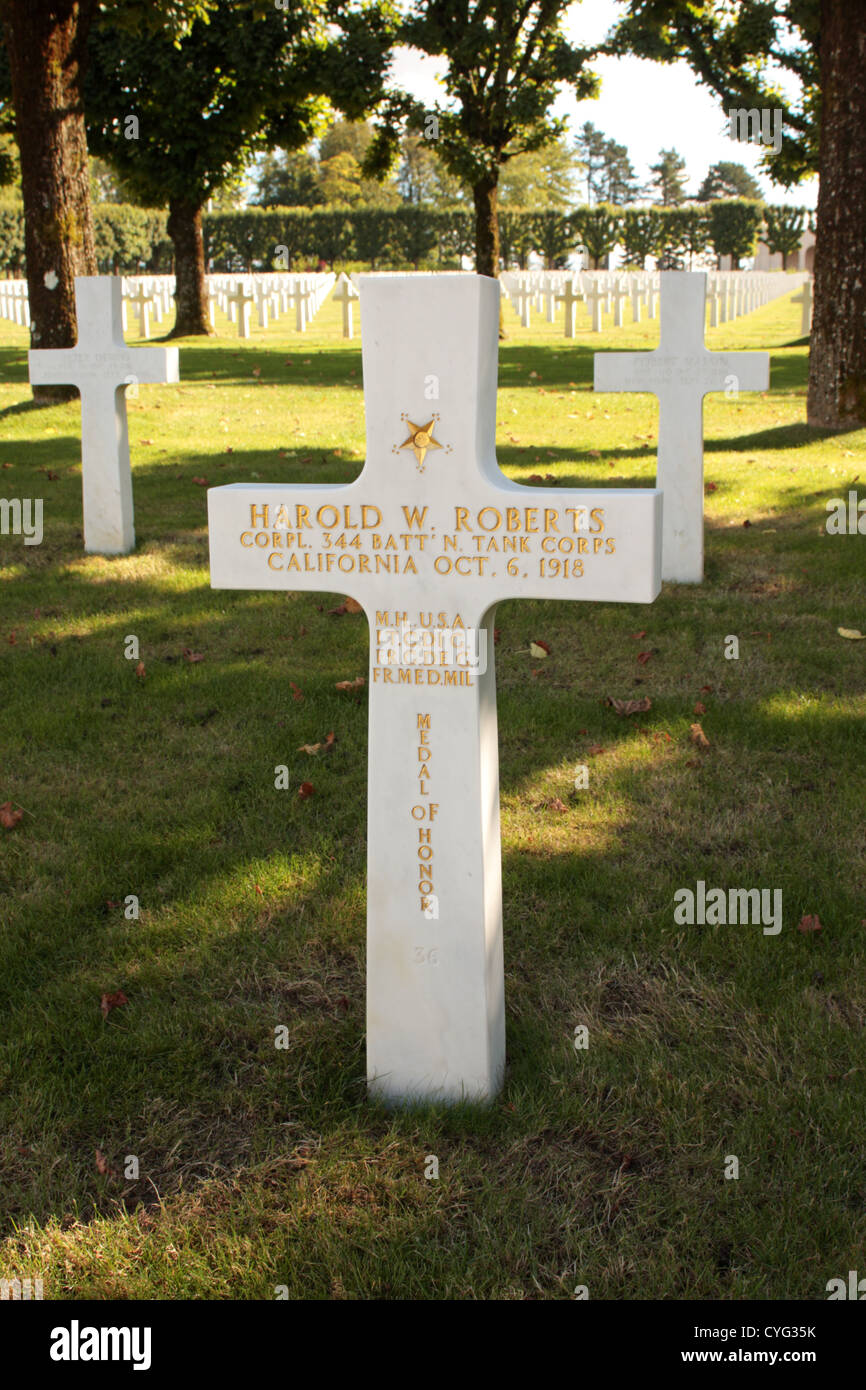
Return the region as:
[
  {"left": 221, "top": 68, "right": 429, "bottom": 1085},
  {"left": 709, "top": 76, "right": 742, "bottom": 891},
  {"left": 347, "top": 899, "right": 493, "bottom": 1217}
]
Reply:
[{"left": 398, "top": 416, "right": 443, "bottom": 472}]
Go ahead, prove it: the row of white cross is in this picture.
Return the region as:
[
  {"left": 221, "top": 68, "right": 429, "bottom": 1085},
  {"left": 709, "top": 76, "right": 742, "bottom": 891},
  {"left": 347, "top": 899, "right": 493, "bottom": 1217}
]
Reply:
[
  {"left": 500, "top": 269, "right": 812, "bottom": 337},
  {"left": 205, "top": 272, "right": 335, "bottom": 338},
  {"left": 23, "top": 270, "right": 779, "bottom": 584}
]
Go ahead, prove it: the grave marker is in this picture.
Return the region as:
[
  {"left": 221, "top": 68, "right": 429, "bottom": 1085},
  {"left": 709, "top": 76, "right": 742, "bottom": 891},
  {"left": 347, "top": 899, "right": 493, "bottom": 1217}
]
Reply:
[
  {"left": 208, "top": 274, "right": 662, "bottom": 1104},
  {"left": 593, "top": 271, "right": 769, "bottom": 583},
  {"left": 29, "top": 276, "right": 179, "bottom": 554}
]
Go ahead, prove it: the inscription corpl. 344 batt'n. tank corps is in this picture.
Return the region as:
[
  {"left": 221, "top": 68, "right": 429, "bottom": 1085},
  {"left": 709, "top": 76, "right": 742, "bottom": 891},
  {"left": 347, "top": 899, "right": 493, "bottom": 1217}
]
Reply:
[{"left": 237, "top": 501, "right": 617, "bottom": 578}]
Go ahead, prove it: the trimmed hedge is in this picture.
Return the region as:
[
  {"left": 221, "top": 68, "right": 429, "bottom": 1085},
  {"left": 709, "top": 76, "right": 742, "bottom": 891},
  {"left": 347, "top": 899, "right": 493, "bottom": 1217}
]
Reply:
[{"left": 0, "top": 199, "right": 798, "bottom": 277}]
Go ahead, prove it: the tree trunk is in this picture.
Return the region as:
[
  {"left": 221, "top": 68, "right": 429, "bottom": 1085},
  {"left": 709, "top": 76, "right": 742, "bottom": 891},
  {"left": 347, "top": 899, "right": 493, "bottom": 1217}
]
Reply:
[
  {"left": 167, "top": 198, "right": 212, "bottom": 337},
  {"left": 1, "top": 0, "right": 98, "bottom": 403},
  {"left": 472, "top": 175, "right": 500, "bottom": 279},
  {"left": 808, "top": 0, "right": 866, "bottom": 428}
]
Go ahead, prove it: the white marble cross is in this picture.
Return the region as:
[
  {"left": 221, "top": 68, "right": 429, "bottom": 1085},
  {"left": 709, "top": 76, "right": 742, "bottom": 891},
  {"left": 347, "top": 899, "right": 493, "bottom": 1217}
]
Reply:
[
  {"left": 556, "top": 280, "right": 582, "bottom": 339},
  {"left": 29, "top": 277, "right": 179, "bottom": 554},
  {"left": 594, "top": 271, "right": 769, "bottom": 583},
  {"left": 208, "top": 274, "right": 662, "bottom": 1106},
  {"left": 227, "top": 282, "right": 253, "bottom": 339},
  {"left": 333, "top": 273, "right": 360, "bottom": 339}
]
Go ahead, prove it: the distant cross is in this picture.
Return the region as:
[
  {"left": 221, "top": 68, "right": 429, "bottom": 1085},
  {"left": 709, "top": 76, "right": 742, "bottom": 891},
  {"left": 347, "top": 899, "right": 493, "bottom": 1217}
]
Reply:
[
  {"left": 792, "top": 277, "right": 812, "bottom": 337},
  {"left": 514, "top": 281, "right": 532, "bottom": 328},
  {"left": 208, "top": 274, "right": 662, "bottom": 1105},
  {"left": 128, "top": 283, "right": 155, "bottom": 339},
  {"left": 555, "top": 280, "right": 582, "bottom": 339},
  {"left": 584, "top": 278, "right": 605, "bottom": 332},
  {"left": 295, "top": 280, "right": 313, "bottom": 332},
  {"left": 610, "top": 277, "right": 629, "bottom": 328},
  {"left": 29, "top": 276, "right": 179, "bottom": 554},
  {"left": 333, "top": 273, "right": 360, "bottom": 339},
  {"left": 594, "top": 271, "right": 769, "bottom": 583},
  {"left": 227, "top": 281, "right": 253, "bottom": 339},
  {"left": 630, "top": 277, "right": 644, "bottom": 324}
]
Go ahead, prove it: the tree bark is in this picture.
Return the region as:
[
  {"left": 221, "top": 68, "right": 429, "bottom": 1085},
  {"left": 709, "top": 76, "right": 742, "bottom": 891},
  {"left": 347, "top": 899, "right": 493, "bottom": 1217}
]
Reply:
[
  {"left": 1, "top": 0, "right": 98, "bottom": 402},
  {"left": 167, "top": 198, "right": 212, "bottom": 337},
  {"left": 808, "top": 0, "right": 866, "bottom": 428},
  {"left": 472, "top": 175, "right": 500, "bottom": 279}
]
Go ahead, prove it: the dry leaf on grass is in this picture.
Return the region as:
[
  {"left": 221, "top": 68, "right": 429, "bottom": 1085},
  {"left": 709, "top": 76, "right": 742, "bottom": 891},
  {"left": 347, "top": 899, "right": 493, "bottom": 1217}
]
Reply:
[
  {"left": 837, "top": 628, "right": 865, "bottom": 640},
  {"left": 605, "top": 696, "right": 652, "bottom": 717},
  {"left": 0, "top": 802, "right": 23, "bottom": 829},
  {"left": 693, "top": 701, "right": 706, "bottom": 715},
  {"left": 182, "top": 648, "right": 204, "bottom": 663},
  {"left": 797, "top": 914, "right": 823, "bottom": 934},
  {"left": 298, "top": 731, "right": 336, "bottom": 756},
  {"left": 690, "top": 722, "right": 710, "bottom": 750},
  {"left": 298, "top": 782, "right": 315, "bottom": 800},
  {"left": 95, "top": 1149, "right": 118, "bottom": 1178},
  {"left": 637, "top": 651, "right": 653, "bottom": 666},
  {"left": 335, "top": 676, "right": 365, "bottom": 691},
  {"left": 134, "top": 661, "right": 146, "bottom": 680},
  {"left": 530, "top": 640, "right": 551, "bottom": 658},
  {"left": 289, "top": 682, "right": 303, "bottom": 701},
  {"left": 100, "top": 990, "right": 129, "bottom": 1018}
]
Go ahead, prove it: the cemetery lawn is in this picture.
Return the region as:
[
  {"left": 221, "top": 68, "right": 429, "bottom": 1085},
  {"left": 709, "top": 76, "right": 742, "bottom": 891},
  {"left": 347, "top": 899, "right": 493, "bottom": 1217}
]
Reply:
[{"left": 1, "top": 288, "right": 865, "bottom": 1301}]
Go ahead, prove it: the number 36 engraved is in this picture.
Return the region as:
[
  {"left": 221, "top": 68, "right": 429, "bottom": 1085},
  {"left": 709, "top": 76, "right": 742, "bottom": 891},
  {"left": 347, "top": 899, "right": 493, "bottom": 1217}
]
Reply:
[{"left": 413, "top": 946, "right": 440, "bottom": 965}]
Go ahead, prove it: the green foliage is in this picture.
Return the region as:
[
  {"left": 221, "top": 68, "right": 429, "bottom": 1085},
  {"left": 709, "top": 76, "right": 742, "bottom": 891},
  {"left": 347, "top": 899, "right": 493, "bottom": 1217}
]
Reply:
[
  {"left": 698, "top": 160, "right": 763, "bottom": 202},
  {"left": 93, "top": 205, "right": 170, "bottom": 273},
  {"left": 708, "top": 198, "right": 764, "bottom": 267},
  {"left": 649, "top": 147, "right": 689, "bottom": 205},
  {"left": 621, "top": 207, "right": 662, "bottom": 267},
  {"left": 498, "top": 139, "right": 581, "bottom": 210},
  {"left": 366, "top": 1, "right": 600, "bottom": 197},
  {"left": 612, "top": 1, "right": 820, "bottom": 187},
  {"left": 763, "top": 204, "right": 807, "bottom": 263},
  {"left": 0, "top": 201, "right": 24, "bottom": 273},
  {"left": 85, "top": 0, "right": 395, "bottom": 214},
  {"left": 572, "top": 204, "right": 622, "bottom": 269}
]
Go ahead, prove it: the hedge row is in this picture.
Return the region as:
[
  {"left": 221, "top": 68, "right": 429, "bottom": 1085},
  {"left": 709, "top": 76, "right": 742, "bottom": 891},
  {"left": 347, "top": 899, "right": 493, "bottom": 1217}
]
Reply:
[{"left": 0, "top": 199, "right": 803, "bottom": 276}]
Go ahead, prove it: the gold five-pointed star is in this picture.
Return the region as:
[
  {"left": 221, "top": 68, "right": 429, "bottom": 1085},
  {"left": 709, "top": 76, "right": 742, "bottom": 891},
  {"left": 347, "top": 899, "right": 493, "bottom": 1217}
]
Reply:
[{"left": 399, "top": 418, "right": 442, "bottom": 470}]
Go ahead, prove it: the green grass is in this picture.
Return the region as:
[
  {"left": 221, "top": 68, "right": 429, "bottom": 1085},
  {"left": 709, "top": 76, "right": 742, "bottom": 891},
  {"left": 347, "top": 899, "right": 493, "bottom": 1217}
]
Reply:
[{"left": 0, "top": 285, "right": 864, "bottom": 1300}]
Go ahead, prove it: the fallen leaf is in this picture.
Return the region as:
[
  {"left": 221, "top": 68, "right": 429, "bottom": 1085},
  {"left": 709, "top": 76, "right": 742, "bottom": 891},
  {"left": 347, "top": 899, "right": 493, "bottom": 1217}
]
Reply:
[
  {"left": 693, "top": 701, "right": 706, "bottom": 715},
  {"left": 252, "top": 366, "right": 261, "bottom": 378},
  {"left": 254, "top": 884, "right": 263, "bottom": 895},
  {"left": 630, "top": 631, "right": 646, "bottom": 640},
  {"left": 192, "top": 476, "right": 209, "bottom": 486},
  {"left": 335, "top": 676, "right": 365, "bottom": 691},
  {"left": 182, "top": 648, "right": 204, "bottom": 663},
  {"left": 344, "top": 597, "right": 362, "bottom": 614},
  {"left": 705, "top": 482, "right": 717, "bottom": 493},
  {"left": 100, "top": 990, "right": 129, "bottom": 1019},
  {"left": 587, "top": 745, "right": 605, "bottom": 756},
  {"left": 298, "top": 782, "right": 314, "bottom": 800},
  {"left": 8, "top": 631, "right": 16, "bottom": 645},
  {"left": 605, "top": 696, "right": 652, "bottom": 716},
  {"left": 289, "top": 682, "right": 303, "bottom": 701},
  {"left": 742, "top": 519, "right": 752, "bottom": 528},
  {"left": 690, "top": 722, "right": 710, "bottom": 750},
  {"left": 637, "top": 651, "right": 652, "bottom": 665},
  {"left": 530, "top": 640, "right": 551, "bottom": 658},
  {"left": 134, "top": 661, "right": 146, "bottom": 680},
  {"left": 797, "top": 914, "right": 822, "bottom": 934},
  {"left": 95, "top": 1149, "right": 116, "bottom": 1177},
  {"left": 837, "top": 628, "right": 865, "bottom": 640},
  {"left": 0, "top": 802, "right": 23, "bottom": 829}
]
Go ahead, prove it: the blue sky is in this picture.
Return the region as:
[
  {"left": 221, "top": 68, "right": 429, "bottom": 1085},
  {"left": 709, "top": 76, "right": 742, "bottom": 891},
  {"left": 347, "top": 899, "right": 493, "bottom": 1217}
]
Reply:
[{"left": 388, "top": 0, "right": 817, "bottom": 208}]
